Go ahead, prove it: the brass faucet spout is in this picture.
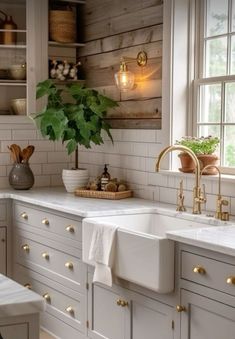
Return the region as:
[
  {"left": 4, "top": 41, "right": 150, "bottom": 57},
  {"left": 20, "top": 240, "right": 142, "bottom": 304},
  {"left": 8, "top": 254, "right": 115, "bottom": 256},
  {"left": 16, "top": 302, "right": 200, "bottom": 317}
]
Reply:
[{"left": 156, "top": 145, "right": 204, "bottom": 214}]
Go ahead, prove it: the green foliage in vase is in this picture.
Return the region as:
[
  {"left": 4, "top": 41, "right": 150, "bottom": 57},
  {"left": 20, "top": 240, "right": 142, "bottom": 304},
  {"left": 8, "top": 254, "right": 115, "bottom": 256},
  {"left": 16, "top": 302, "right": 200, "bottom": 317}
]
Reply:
[
  {"left": 34, "top": 80, "right": 118, "bottom": 167},
  {"left": 175, "top": 136, "right": 220, "bottom": 154}
]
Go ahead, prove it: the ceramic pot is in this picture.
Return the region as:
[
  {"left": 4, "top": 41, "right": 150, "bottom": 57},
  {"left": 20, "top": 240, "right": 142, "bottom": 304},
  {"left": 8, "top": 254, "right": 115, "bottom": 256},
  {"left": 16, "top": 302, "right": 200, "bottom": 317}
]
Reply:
[
  {"left": 197, "top": 154, "right": 219, "bottom": 175},
  {"left": 9, "top": 163, "right": 34, "bottom": 190},
  {"left": 62, "top": 168, "right": 89, "bottom": 193},
  {"left": 178, "top": 153, "right": 195, "bottom": 173}
]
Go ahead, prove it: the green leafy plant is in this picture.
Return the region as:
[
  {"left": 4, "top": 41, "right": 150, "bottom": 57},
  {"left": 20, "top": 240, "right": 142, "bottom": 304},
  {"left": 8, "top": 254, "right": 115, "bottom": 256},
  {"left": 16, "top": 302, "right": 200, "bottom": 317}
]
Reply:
[
  {"left": 34, "top": 79, "right": 118, "bottom": 168},
  {"left": 175, "top": 136, "right": 220, "bottom": 154}
]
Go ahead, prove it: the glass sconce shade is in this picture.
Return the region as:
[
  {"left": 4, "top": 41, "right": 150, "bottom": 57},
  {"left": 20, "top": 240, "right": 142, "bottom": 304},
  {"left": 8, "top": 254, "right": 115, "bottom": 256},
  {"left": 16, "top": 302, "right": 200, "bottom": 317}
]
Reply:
[{"left": 115, "top": 61, "right": 135, "bottom": 92}]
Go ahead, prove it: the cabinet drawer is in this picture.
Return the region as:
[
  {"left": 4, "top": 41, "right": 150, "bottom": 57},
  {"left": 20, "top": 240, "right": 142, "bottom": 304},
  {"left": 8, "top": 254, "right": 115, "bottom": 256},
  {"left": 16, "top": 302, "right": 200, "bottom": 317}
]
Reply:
[
  {"left": 14, "top": 203, "right": 82, "bottom": 243},
  {"left": 16, "top": 270, "right": 86, "bottom": 333},
  {"left": 181, "top": 251, "right": 235, "bottom": 296},
  {"left": 15, "top": 234, "right": 84, "bottom": 288}
]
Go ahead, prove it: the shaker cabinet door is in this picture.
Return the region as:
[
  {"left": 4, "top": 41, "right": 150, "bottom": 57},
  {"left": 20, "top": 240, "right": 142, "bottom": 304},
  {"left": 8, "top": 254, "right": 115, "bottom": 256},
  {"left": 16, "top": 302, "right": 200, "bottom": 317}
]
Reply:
[
  {"left": 180, "top": 289, "right": 235, "bottom": 339},
  {"left": 0, "top": 323, "right": 28, "bottom": 339}
]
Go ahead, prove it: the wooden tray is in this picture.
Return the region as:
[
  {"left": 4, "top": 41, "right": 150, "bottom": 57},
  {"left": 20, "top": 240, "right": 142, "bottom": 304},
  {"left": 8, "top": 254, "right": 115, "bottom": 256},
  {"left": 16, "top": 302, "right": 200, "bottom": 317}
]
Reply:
[{"left": 74, "top": 189, "right": 132, "bottom": 200}]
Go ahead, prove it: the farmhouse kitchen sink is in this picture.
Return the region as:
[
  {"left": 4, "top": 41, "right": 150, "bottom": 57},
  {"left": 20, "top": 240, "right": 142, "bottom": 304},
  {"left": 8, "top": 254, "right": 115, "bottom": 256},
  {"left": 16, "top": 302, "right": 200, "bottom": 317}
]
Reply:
[{"left": 82, "top": 212, "right": 211, "bottom": 293}]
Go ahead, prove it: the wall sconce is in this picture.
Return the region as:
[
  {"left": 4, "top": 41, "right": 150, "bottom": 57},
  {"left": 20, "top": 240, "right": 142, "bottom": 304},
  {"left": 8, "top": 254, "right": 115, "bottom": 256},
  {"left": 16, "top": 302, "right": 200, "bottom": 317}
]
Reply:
[{"left": 114, "top": 51, "right": 148, "bottom": 92}]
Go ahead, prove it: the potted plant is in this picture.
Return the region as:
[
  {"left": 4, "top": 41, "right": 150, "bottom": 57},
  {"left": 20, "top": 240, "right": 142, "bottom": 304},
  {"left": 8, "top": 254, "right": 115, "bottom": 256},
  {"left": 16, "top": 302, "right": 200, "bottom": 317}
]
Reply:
[
  {"left": 34, "top": 79, "right": 118, "bottom": 192},
  {"left": 175, "top": 136, "right": 220, "bottom": 174}
]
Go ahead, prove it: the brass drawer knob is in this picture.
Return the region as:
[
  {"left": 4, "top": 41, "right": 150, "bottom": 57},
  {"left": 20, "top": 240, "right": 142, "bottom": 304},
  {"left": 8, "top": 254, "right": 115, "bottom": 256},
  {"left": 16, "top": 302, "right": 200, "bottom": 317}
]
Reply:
[
  {"left": 66, "top": 306, "right": 75, "bottom": 316},
  {"left": 116, "top": 299, "right": 128, "bottom": 307},
  {"left": 42, "top": 218, "right": 49, "bottom": 226},
  {"left": 20, "top": 212, "right": 28, "bottom": 220},
  {"left": 226, "top": 276, "right": 235, "bottom": 285},
  {"left": 42, "top": 252, "right": 50, "bottom": 260},
  {"left": 24, "top": 283, "right": 32, "bottom": 289},
  {"left": 176, "top": 305, "right": 186, "bottom": 312},
  {"left": 43, "top": 293, "right": 51, "bottom": 303},
  {"left": 21, "top": 244, "right": 30, "bottom": 252},
  {"left": 65, "top": 262, "right": 74, "bottom": 270},
  {"left": 66, "top": 225, "right": 75, "bottom": 233},
  {"left": 193, "top": 266, "right": 206, "bottom": 275}
]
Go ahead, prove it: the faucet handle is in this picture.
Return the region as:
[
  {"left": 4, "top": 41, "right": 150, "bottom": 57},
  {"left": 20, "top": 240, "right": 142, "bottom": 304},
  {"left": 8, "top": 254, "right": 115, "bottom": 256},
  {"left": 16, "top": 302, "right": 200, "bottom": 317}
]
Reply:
[
  {"left": 176, "top": 180, "right": 186, "bottom": 212},
  {"left": 221, "top": 199, "right": 229, "bottom": 206}
]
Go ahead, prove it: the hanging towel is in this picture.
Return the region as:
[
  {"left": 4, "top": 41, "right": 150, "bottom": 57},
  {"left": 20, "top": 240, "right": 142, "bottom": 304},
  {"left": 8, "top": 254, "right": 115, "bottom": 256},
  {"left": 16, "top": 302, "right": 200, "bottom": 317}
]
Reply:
[{"left": 88, "top": 221, "right": 118, "bottom": 286}]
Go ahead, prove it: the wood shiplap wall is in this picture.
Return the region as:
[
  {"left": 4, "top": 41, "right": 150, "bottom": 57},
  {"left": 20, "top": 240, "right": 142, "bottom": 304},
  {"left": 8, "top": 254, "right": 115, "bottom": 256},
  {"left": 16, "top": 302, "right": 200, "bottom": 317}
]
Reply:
[{"left": 78, "top": 0, "right": 163, "bottom": 129}]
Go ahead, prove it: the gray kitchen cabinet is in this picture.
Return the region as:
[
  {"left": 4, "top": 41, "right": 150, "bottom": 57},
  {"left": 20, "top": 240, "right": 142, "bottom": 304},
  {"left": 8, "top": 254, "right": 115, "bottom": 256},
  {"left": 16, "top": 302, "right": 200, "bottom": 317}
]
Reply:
[
  {"left": 180, "top": 289, "right": 235, "bottom": 339},
  {"left": 0, "top": 323, "right": 28, "bottom": 339},
  {"left": 87, "top": 274, "right": 174, "bottom": 339}
]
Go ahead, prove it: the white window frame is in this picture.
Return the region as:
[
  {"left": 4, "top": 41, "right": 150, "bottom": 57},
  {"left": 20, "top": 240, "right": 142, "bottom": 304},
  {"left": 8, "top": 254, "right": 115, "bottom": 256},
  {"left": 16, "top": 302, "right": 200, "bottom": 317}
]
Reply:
[{"left": 193, "top": 0, "right": 235, "bottom": 175}]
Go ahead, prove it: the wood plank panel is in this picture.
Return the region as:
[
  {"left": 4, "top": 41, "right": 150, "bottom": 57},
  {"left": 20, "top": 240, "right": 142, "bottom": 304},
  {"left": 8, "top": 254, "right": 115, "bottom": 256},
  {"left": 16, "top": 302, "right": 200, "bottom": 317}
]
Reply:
[
  {"left": 85, "top": 0, "right": 163, "bottom": 25},
  {"left": 78, "top": 24, "right": 163, "bottom": 57},
  {"left": 106, "top": 118, "right": 161, "bottom": 129},
  {"left": 85, "top": 5, "right": 163, "bottom": 41}
]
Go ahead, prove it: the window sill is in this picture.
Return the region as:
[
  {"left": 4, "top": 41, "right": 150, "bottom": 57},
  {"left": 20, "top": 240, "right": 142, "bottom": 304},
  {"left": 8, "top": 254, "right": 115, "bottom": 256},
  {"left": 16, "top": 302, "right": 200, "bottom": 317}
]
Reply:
[{"left": 159, "top": 169, "right": 235, "bottom": 183}]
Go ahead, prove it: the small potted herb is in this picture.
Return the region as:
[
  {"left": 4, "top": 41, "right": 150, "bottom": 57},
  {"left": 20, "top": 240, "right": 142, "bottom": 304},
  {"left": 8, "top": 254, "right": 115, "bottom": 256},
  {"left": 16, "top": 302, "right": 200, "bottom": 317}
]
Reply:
[
  {"left": 175, "top": 136, "right": 220, "bottom": 174},
  {"left": 34, "top": 79, "right": 118, "bottom": 192}
]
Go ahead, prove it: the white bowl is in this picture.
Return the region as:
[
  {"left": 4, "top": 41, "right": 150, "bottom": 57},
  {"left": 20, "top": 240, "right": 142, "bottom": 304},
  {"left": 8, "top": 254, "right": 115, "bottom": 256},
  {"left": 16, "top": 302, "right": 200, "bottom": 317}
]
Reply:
[
  {"left": 8, "top": 64, "right": 26, "bottom": 80},
  {"left": 62, "top": 169, "right": 89, "bottom": 193},
  {"left": 11, "top": 98, "right": 27, "bottom": 115}
]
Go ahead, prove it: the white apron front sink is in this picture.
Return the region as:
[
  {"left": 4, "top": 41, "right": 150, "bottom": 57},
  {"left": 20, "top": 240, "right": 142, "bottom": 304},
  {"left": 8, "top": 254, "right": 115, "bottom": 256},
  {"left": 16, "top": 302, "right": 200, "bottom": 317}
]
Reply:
[{"left": 82, "top": 213, "right": 210, "bottom": 293}]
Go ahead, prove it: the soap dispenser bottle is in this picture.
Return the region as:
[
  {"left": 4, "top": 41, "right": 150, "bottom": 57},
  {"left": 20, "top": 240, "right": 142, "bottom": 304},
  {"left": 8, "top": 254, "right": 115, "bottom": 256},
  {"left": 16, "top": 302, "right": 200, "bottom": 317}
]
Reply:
[{"left": 101, "top": 164, "right": 110, "bottom": 191}]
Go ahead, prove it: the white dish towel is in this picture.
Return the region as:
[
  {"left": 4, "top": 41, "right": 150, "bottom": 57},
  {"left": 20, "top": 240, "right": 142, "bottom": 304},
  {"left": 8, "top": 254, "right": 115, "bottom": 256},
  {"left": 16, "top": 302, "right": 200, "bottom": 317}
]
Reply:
[{"left": 88, "top": 221, "right": 118, "bottom": 287}]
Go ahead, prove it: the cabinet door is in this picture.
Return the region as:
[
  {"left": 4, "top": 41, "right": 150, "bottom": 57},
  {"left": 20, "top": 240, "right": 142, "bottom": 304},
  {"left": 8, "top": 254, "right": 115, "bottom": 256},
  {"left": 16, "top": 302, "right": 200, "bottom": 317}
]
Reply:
[
  {"left": 131, "top": 292, "right": 174, "bottom": 339},
  {"left": 0, "top": 323, "right": 28, "bottom": 339},
  {"left": 88, "top": 279, "right": 130, "bottom": 339},
  {"left": 0, "top": 227, "right": 6, "bottom": 275},
  {"left": 181, "top": 289, "right": 235, "bottom": 339}
]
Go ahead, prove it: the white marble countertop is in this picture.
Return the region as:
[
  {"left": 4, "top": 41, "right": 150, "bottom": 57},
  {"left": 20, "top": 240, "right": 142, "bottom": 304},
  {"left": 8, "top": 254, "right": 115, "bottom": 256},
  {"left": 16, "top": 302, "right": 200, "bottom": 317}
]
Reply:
[
  {"left": 0, "top": 274, "right": 45, "bottom": 317},
  {"left": 1, "top": 187, "right": 235, "bottom": 257}
]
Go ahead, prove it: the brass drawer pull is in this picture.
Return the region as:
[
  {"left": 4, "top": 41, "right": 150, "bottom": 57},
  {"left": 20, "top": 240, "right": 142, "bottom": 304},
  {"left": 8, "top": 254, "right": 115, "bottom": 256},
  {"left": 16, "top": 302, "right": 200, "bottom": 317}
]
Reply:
[
  {"left": 42, "top": 218, "right": 49, "bottom": 226},
  {"left": 20, "top": 212, "right": 28, "bottom": 220},
  {"left": 66, "top": 306, "right": 75, "bottom": 316},
  {"left": 24, "top": 283, "right": 32, "bottom": 289},
  {"left": 226, "top": 276, "right": 235, "bottom": 285},
  {"left": 193, "top": 266, "right": 206, "bottom": 275},
  {"left": 176, "top": 305, "right": 186, "bottom": 312},
  {"left": 42, "top": 252, "right": 50, "bottom": 260},
  {"left": 116, "top": 299, "right": 128, "bottom": 307},
  {"left": 21, "top": 244, "right": 30, "bottom": 252},
  {"left": 65, "top": 262, "right": 74, "bottom": 270},
  {"left": 43, "top": 293, "right": 51, "bottom": 303},
  {"left": 66, "top": 225, "right": 75, "bottom": 233}
]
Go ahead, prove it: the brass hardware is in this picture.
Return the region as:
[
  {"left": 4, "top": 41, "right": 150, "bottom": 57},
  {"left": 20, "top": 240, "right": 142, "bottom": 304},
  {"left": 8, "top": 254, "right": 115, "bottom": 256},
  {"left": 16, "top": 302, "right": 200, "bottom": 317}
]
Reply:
[
  {"left": 201, "top": 165, "right": 229, "bottom": 221},
  {"left": 20, "top": 212, "right": 28, "bottom": 220},
  {"left": 176, "top": 305, "right": 186, "bottom": 312},
  {"left": 43, "top": 293, "right": 51, "bottom": 303},
  {"left": 221, "top": 211, "right": 229, "bottom": 221},
  {"left": 42, "top": 218, "right": 49, "bottom": 226},
  {"left": 21, "top": 244, "right": 30, "bottom": 252},
  {"left": 42, "top": 252, "right": 50, "bottom": 260},
  {"left": 116, "top": 299, "right": 128, "bottom": 307},
  {"left": 226, "top": 276, "right": 235, "bottom": 285},
  {"left": 176, "top": 180, "right": 186, "bottom": 212},
  {"left": 137, "top": 51, "right": 148, "bottom": 67},
  {"left": 65, "top": 262, "right": 74, "bottom": 270},
  {"left": 24, "top": 283, "right": 32, "bottom": 289},
  {"left": 66, "top": 306, "right": 75, "bottom": 316},
  {"left": 156, "top": 145, "right": 205, "bottom": 214},
  {"left": 66, "top": 225, "right": 75, "bottom": 233},
  {"left": 193, "top": 266, "right": 206, "bottom": 275}
]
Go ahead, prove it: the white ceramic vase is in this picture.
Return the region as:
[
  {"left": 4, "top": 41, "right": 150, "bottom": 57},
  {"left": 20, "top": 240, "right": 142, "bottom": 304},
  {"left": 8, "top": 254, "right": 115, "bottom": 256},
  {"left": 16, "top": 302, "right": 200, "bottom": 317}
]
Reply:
[{"left": 62, "top": 168, "right": 89, "bottom": 193}]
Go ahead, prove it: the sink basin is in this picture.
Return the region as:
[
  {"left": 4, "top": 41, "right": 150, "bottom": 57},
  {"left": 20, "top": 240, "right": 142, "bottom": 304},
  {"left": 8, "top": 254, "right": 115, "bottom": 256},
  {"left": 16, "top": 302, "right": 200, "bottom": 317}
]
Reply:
[{"left": 82, "top": 212, "right": 210, "bottom": 293}]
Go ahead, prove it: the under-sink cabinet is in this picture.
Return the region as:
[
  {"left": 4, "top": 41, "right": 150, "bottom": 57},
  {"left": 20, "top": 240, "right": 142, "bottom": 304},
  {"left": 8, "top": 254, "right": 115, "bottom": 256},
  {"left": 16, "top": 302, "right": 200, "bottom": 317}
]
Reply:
[
  {"left": 0, "top": 227, "right": 6, "bottom": 275},
  {"left": 177, "top": 244, "right": 235, "bottom": 339},
  {"left": 0, "top": 200, "right": 11, "bottom": 276},
  {"left": 87, "top": 273, "right": 174, "bottom": 339}
]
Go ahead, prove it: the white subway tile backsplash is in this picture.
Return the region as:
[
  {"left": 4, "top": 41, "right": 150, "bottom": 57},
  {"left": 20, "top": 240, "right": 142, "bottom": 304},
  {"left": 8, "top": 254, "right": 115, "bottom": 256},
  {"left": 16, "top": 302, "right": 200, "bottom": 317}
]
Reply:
[
  {"left": 1, "top": 140, "right": 29, "bottom": 152},
  {"left": 0, "top": 130, "right": 12, "bottom": 140},
  {"left": 148, "top": 172, "right": 168, "bottom": 187},
  {"left": 32, "top": 140, "right": 55, "bottom": 152},
  {"left": 12, "top": 129, "right": 37, "bottom": 140},
  {"left": 0, "top": 153, "right": 10, "bottom": 165},
  {"left": 0, "top": 166, "right": 6, "bottom": 177}
]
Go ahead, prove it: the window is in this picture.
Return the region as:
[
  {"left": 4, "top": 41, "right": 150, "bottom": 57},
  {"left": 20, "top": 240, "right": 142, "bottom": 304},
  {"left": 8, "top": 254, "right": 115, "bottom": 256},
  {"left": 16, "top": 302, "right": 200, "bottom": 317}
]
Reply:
[{"left": 194, "top": 0, "right": 235, "bottom": 172}]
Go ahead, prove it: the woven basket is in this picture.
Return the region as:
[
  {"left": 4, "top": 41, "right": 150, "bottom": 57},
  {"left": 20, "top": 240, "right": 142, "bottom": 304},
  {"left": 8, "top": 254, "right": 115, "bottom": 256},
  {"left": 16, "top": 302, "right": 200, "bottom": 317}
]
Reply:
[{"left": 49, "top": 10, "right": 76, "bottom": 43}]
